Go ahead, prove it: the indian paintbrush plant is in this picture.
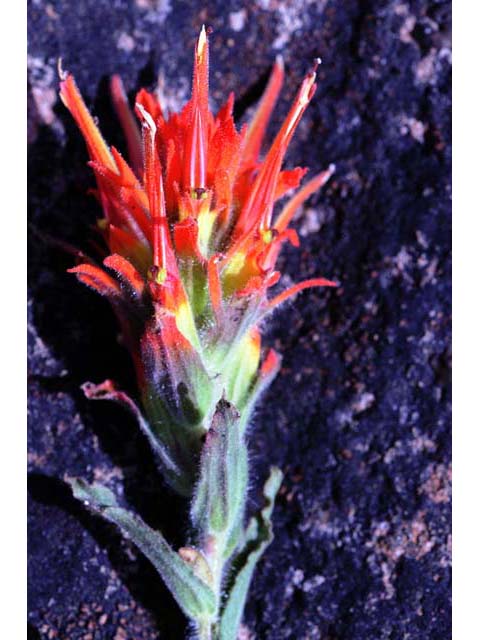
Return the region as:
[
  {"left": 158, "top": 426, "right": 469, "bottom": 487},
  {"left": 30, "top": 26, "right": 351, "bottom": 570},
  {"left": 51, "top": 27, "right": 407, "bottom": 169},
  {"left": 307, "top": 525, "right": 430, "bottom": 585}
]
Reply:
[{"left": 60, "top": 26, "right": 336, "bottom": 640}]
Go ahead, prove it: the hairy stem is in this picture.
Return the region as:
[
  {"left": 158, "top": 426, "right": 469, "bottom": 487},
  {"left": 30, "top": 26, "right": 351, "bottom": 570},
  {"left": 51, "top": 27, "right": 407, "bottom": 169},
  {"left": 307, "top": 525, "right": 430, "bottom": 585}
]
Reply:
[
  {"left": 194, "top": 534, "right": 228, "bottom": 640},
  {"left": 197, "top": 620, "right": 213, "bottom": 640}
]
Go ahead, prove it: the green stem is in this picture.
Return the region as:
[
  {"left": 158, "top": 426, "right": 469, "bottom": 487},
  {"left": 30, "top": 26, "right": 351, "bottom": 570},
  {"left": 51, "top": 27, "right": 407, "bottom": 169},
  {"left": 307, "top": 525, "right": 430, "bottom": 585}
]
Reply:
[
  {"left": 194, "top": 534, "right": 227, "bottom": 640},
  {"left": 197, "top": 620, "right": 215, "bottom": 640}
]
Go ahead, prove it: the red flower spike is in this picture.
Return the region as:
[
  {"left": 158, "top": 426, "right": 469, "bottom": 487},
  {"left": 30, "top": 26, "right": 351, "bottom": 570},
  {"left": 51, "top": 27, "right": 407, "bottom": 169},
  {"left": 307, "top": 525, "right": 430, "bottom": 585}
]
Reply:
[
  {"left": 110, "top": 75, "right": 143, "bottom": 177},
  {"left": 60, "top": 34, "right": 339, "bottom": 638},
  {"left": 136, "top": 103, "right": 170, "bottom": 271},
  {"left": 225, "top": 62, "right": 320, "bottom": 266},
  {"left": 183, "top": 26, "right": 210, "bottom": 192}
]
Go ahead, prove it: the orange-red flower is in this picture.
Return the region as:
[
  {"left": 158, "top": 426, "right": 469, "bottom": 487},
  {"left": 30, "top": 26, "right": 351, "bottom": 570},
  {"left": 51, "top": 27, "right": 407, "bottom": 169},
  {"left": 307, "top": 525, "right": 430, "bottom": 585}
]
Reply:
[{"left": 61, "top": 27, "right": 336, "bottom": 494}]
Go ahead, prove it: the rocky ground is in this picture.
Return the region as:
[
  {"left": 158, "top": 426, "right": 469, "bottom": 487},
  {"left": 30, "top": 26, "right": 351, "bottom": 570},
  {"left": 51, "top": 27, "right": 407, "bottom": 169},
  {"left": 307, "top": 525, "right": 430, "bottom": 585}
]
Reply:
[{"left": 28, "top": 1, "right": 451, "bottom": 638}]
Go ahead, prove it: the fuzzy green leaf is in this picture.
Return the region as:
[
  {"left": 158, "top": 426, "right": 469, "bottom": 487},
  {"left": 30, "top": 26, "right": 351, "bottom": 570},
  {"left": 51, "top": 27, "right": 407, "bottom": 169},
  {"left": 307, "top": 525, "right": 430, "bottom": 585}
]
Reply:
[
  {"left": 219, "top": 467, "right": 283, "bottom": 640},
  {"left": 191, "top": 399, "right": 248, "bottom": 540},
  {"left": 69, "top": 478, "right": 216, "bottom": 621}
]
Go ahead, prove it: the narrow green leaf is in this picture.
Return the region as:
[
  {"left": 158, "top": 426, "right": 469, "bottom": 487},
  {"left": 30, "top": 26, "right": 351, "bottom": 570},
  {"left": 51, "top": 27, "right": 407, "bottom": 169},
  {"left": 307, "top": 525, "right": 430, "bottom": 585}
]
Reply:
[
  {"left": 219, "top": 467, "right": 283, "bottom": 640},
  {"left": 69, "top": 479, "right": 216, "bottom": 621}
]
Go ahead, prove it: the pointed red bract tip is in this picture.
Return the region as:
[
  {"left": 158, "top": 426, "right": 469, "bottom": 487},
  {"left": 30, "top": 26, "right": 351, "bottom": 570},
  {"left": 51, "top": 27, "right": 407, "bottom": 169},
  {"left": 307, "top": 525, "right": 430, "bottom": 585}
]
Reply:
[
  {"left": 59, "top": 74, "right": 117, "bottom": 172},
  {"left": 183, "top": 26, "right": 210, "bottom": 191},
  {"left": 231, "top": 64, "right": 319, "bottom": 247}
]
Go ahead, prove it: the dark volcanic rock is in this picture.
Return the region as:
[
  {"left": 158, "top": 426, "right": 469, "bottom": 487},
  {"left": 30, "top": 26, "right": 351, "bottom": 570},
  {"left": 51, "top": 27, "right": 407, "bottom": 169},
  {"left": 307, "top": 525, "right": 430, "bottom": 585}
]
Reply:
[{"left": 28, "top": 1, "right": 451, "bottom": 638}]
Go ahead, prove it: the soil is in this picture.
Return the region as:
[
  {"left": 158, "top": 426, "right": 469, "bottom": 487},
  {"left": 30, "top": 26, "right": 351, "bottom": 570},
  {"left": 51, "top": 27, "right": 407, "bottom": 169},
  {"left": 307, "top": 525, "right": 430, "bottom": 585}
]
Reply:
[{"left": 28, "top": 1, "right": 451, "bottom": 638}]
